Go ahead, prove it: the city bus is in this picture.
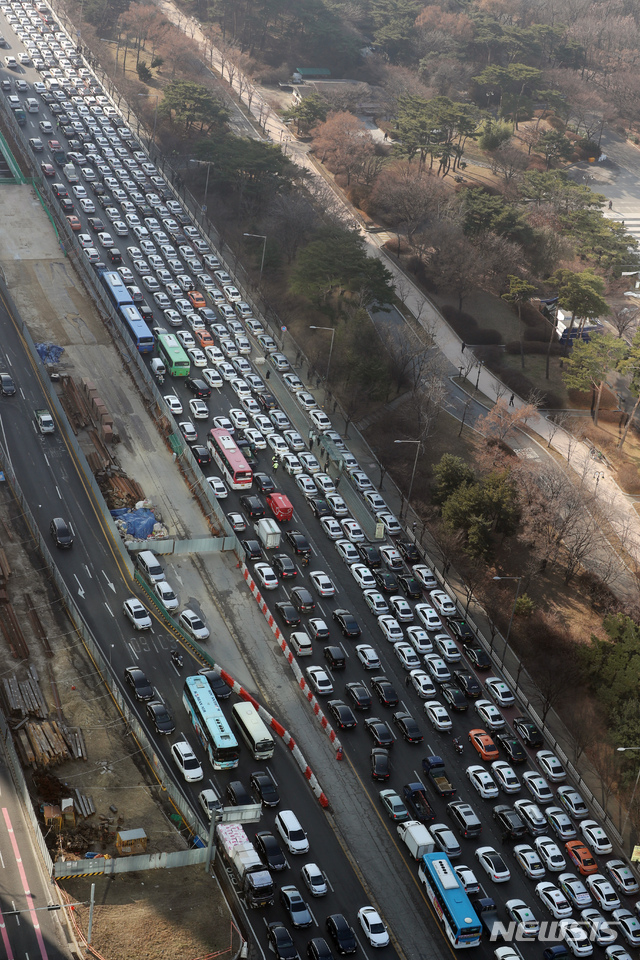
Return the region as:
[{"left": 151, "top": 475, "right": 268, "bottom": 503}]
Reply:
[
  {"left": 232, "top": 701, "right": 275, "bottom": 760},
  {"left": 207, "top": 427, "right": 253, "bottom": 489},
  {"left": 119, "top": 304, "right": 154, "bottom": 354},
  {"left": 418, "top": 853, "right": 482, "bottom": 949},
  {"left": 157, "top": 332, "right": 191, "bottom": 377},
  {"left": 101, "top": 269, "right": 132, "bottom": 310},
  {"left": 182, "top": 675, "right": 239, "bottom": 770}
]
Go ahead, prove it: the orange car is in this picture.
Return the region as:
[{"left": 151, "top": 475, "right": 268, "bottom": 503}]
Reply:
[
  {"left": 187, "top": 289, "right": 206, "bottom": 310},
  {"left": 66, "top": 215, "right": 82, "bottom": 231},
  {"left": 565, "top": 840, "right": 598, "bottom": 875},
  {"left": 194, "top": 328, "right": 215, "bottom": 350},
  {"left": 468, "top": 728, "right": 499, "bottom": 761}
]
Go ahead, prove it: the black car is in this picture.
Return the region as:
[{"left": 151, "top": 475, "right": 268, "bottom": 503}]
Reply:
[
  {"left": 255, "top": 832, "right": 287, "bottom": 871},
  {"left": 258, "top": 392, "right": 277, "bottom": 411},
  {"left": 138, "top": 302, "right": 154, "bottom": 323},
  {"left": 250, "top": 770, "right": 280, "bottom": 807},
  {"left": 308, "top": 938, "right": 334, "bottom": 960},
  {"left": 241, "top": 539, "right": 262, "bottom": 561},
  {"left": 185, "top": 377, "right": 211, "bottom": 399},
  {"left": 493, "top": 804, "right": 527, "bottom": 839},
  {"left": 345, "top": 681, "right": 372, "bottom": 711},
  {"left": 87, "top": 216, "right": 105, "bottom": 231},
  {"left": 52, "top": 183, "right": 68, "bottom": 197},
  {"left": 466, "top": 645, "right": 492, "bottom": 670},
  {"left": 513, "top": 716, "right": 544, "bottom": 747},
  {"left": 324, "top": 646, "right": 346, "bottom": 670},
  {"left": 272, "top": 553, "right": 297, "bottom": 579},
  {"left": 373, "top": 569, "right": 398, "bottom": 593},
  {"left": 285, "top": 530, "right": 311, "bottom": 557},
  {"left": 397, "top": 540, "right": 420, "bottom": 564},
  {"left": 239, "top": 495, "right": 265, "bottom": 519},
  {"left": 124, "top": 666, "right": 154, "bottom": 701},
  {"left": 496, "top": 732, "right": 527, "bottom": 763},
  {"left": 254, "top": 472, "right": 276, "bottom": 494},
  {"left": 326, "top": 914, "right": 357, "bottom": 955},
  {"left": 267, "top": 922, "right": 299, "bottom": 960},
  {"left": 0, "top": 373, "right": 16, "bottom": 396},
  {"left": 59, "top": 197, "right": 74, "bottom": 213},
  {"left": 291, "top": 586, "right": 315, "bottom": 613},
  {"left": 193, "top": 445, "right": 210, "bottom": 466},
  {"left": 393, "top": 710, "right": 423, "bottom": 743},
  {"left": 449, "top": 619, "right": 476, "bottom": 644},
  {"left": 327, "top": 700, "right": 357, "bottom": 729},
  {"left": 454, "top": 669, "right": 482, "bottom": 698},
  {"left": 50, "top": 517, "right": 73, "bottom": 548},
  {"left": 332, "top": 609, "right": 361, "bottom": 638},
  {"left": 356, "top": 544, "right": 382, "bottom": 569},
  {"left": 441, "top": 683, "right": 468, "bottom": 712},
  {"left": 146, "top": 700, "right": 175, "bottom": 734},
  {"left": 275, "top": 601, "right": 301, "bottom": 627},
  {"left": 226, "top": 779, "right": 252, "bottom": 806},
  {"left": 397, "top": 574, "right": 423, "bottom": 599},
  {"left": 309, "top": 498, "right": 332, "bottom": 518},
  {"left": 107, "top": 248, "right": 122, "bottom": 264},
  {"left": 364, "top": 717, "right": 394, "bottom": 748},
  {"left": 371, "top": 676, "right": 399, "bottom": 707},
  {"left": 371, "top": 747, "right": 390, "bottom": 781},
  {"left": 200, "top": 669, "right": 232, "bottom": 700}
]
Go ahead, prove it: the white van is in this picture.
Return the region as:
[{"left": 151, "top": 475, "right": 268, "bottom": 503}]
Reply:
[
  {"left": 135, "top": 550, "right": 164, "bottom": 583},
  {"left": 275, "top": 810, "right": 309, "bottom": 854},
  {"left": 150, "top": 357, "right": 166, "bottom": 378},
  {"left": 289, "top": 631, "right": 312, "bottom": 657},
  {"left": 25, "top": 97, "right": 38, "bottom": 113}
]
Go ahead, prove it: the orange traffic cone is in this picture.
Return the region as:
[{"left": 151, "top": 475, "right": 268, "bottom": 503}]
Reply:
[{"left": 336, "top": 746, "right": 343, "bottom": 761}]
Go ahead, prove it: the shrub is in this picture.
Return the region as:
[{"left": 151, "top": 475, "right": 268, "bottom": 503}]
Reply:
[
  {"left": 515, "top": 593, "right": 535, "bottom": 616},
  {"left": 575, "top": 139, "right": 601, "bottom": 160},
  {"left": 136, "top": 61, "right": 152, "bottom": 82}
]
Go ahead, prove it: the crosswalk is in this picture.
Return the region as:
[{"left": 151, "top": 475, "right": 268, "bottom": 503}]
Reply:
[{"left": 604, "top": 210, "right": 640, "bottom": 244}]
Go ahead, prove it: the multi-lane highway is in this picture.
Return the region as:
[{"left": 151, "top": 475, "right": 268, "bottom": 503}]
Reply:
[{"left": 0, "top": 8, "right": 635, "bottom": 960}]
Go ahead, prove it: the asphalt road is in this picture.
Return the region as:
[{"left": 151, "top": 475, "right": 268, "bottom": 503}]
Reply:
[{"left": 0, "top": 13, "right": 633, "bottom": 960}]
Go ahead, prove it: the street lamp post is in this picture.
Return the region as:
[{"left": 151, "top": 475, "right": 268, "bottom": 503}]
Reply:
[
  {"left": 243, "top": 234, "right": 267, "bottom": 286},
  {"left": 492, "top": 575, "right": 522, "bottom": 666},
  {"left": 309, "top": 325, "right": 336, "bottom": 384},
  {"left": 394, "top": 439, "right": 421, "bottom": 520},
  {"left": 618, "top": 747, "right": 640, "bottom": 847},
  {"left": 189, "top": 159, "right": 214, "bottom": 219}
]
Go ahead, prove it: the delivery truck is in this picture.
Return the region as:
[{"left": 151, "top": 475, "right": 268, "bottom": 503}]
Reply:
[
  {"left": 397, "top": 820, "right": 436, "bottom": 859},
  {"left": 215, "top": 823, "right": 275, "bottom": 907},
  {"left": 256, "top": 518, "right": 281, "bottom": 549}
]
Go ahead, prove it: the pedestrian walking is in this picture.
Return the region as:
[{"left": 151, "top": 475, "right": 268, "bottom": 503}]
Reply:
[
  {"left": 461, "top": 341, "right": 466, "bottom": 353},
  {"left": 609, "top": 200, "right": 613, "bottom": 209},
  {"left": 509, "top": 393, "right": 515, "bottom": 406},
  {"left": 335, "top": 475, "right": 341, "bottom": 489},
  {"left": 272, "top": 458, "right": 279, "bottom": 471},
  {"left": 412, "top": 521, "right": 417, "bottom": 534},
  {"left": 316, "top": 376, "right": 321, "bottom": 389},
  {"left": 265, "top": 369, "right": 270, "bottom": 380},
  {"left": 309, "top": 435, "right": 314, "bottom": 450},
  {"left": 332, "top": 400, "right": 338, "bottom": 414}
]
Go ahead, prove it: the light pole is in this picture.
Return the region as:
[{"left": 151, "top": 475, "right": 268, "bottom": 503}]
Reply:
[
  {"left": 309, "top": 325, "right": 336, "bottom": 384},
  {"left": 618, "top": 747, "right": 640, "bottom": 847},
  {"left": 394, "top": 439, "right": 421, "bottom": 520},
  {"left": 137, "top": 93, "right": 160, "bottom": 143},
  {"left": 493, "top": 575, "right": 522, "bottom": 666},
  {"left": 189, "top": 159, "right": 214, "bottom": 214},
  {"left": 243, "top": 233, "right": 267, "bottom": 286}
]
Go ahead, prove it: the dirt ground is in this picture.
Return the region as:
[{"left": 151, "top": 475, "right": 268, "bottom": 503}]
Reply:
[{"left": 60, "top": 870, "right": 238, "bottom": 960}]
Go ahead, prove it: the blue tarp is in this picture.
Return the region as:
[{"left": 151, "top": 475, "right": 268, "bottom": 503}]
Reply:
[
  {"left": 35, "top": 343, "right": 64, "bottom": 365},
  {"left": 110, "top": 507, "right": 157, "bottom": 539}
]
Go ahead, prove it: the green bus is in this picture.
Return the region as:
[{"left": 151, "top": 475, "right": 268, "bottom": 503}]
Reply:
[{"left": 157, "top": 333, "right": 190, "bottom": 377}]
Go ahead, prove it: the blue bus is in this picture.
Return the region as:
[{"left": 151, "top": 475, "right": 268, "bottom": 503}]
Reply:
[
  {"left": 101, "top": 270, "right": 132, "bottom": 310},
  {"left": 119, "top": 304, "right": 154, "bottom": 353},
  {"left": 183, "top": 675, "right": 239, "bottom": 770},
  {"left": 418, "top": 853, "right": 482, "bottom": 949}
]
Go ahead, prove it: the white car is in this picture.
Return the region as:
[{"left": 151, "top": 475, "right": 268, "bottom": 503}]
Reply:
[
  {"left": 296, "top": 474, "right": 317, "bottom": 497},
  {"left": 282, "top": 453, "right": 303, "bottom": 475},
  {"left": 611, "top": 909, "right": 640, "bottom": 946},
  {"left": 606, "top": 859, "right": 640, "bottom": 895},
  {"left": 309, "top": 571, "right": 335, "bottom": 597},
  {"left": 580, "top": 908, "right": 617, "bottom": 946},
  {"left": 336, "top": 540, "right": 359, "bottom": 564},
  {"left": 388, "top": 595, "right": 413, "bottom": 622},
  {"left": 305, "top": 666, "right": 333, "bottom": 695},
  {"left": 557, "top": 786, "right": 589, "bottom": 820},
  {"left": 455, "top": 865, "right": 480, "bottom": 894},
  {"left": 606, "top": 947, "right": 633, "bottom": 960},
  {"left": 356, "top": 644, "right": 381, "bottom": 670},
  {"left": 535, "top": 836, "right": 566, "bottom": 872},
  {"left": 207, "top": 477, "right": 228, "bottom": 499},
  {"left": 406, "top": 626, "right": 432, "bottom": 654},
  {"left": 414, "top": 565, "right": 438, "bottom": 589},
  {"left": 123, "top": 597, "right": 152, "bottom": 630},
  {"left": 430, "top": 589, "right": 457, "bottom": 617},
  {"left": 228, "top": 407, "right": 249, "bottom": 430},
  {"left": 351, "top": 470, "right": 373, "bottom": 492},
  {"left": 341, "top": 519, "right": 364, "bottom": 543},
  {"left": 394, "top": 642, "right": 420, "bottom": 670},
  {"left": 179, "top": 421, "right": 198, "bottom": 444},
  {"left": 514, "top": 843, "right": 546, "bottom": 880},
  {"left": 301, "top": 862, "right": 327, "bottom": 897},
  {"left": 245, "top": 427, "right": 266, "bottom": 450},
  {"left": 153, "top": 580, "right": 179, "bottom": 612},
  {"left": 357, "top": 906, "right": 389, "bottom": 948},
  {"left": 309, "top": 408, "right": 331, "bottom": 431},
  {"left": 474, "top": 699, "right": 505, "bottom": 730},
  {"left": 189, "top": 399, "right": 208, "bottom": 420},
  {"left": 466, "top": 764, "right": 499, "bottom": 799},
  {"left": 434, "top": 634, "right": 461, "bottom": 662},
  {"left": 164, "top": 394, "right": 182, "bottom": 414},
  {"left": 327, "top": 493, "right": 349, "bottom": 517},
  {"left": 545, "top": 806, "right": 577, "bottom": 841},
  {"left": 475, "top": 846, "right": 510, "bottom": 883},
  {"left": 284, "top": 430, "right": 306, "bottom": 452},
  {"left": 559, "top": 920, "right": 594, "bottom": 956},
  {"left": 283, "top": 373, "right": 304, "bottom": 393},
  {"left": 187, "top": 347, "right": 207, "bottom": 367},
  {"left": 202, "top": 368, "right": 223, "bottom": 389},
  {"left": 424, "top": 700, "right": 452, "bottom": 731},
  {"left": 320, "top": 516, "right": 342, "bottom": 540},
  {"left": 351, "top": 563, "right": 376, "bottom": 589},
  {"left": 536, "top": 749, "right": 566, "bottom": 782},
  {"left": 484, "top": 677, "right": 515, "bottom": 707},
  {"left": 523, "top": 771, "right": 554, "bottom": 804},
  {"left": 364, "top": 590, "right": 389, "bottom": 616},
  {"left": 376, "top": 511, "right": 402, "bottom": 536},
  {"left": 408, "top": 670, "right": 436, "bottom": 699},
  {"left": 415, "top": 604, "right": 442, "bottom": 631},
  {"left": 505, "top": 899, "right": 540, "bottom": 939},
  {"left": 424, "top": 653, "right": 451, "bottom": 683},
  {"left": 535, "top": 881, "right": 572, "bottom": 919},
  {"left": 254, "top": 563, "right": 279, "bottom": 591},
  {"left": 171, "top": 740, "right": 203, "bottom": 782},
  {"left": 580, "top": 820, "right": 613, "bottom": 855},
  {"left": 178, "top": 609, "right": 210, "bottom": 641},
  {"left": 380, "top": 545, "right": 403, "bottom": 570},
  {"left": 378, "top": 615, "right": 404, "bottom": 643},
  {"left": 491, "top": 761, "right": 521, "bottom": 794},
  {"left": 299, "top": 453, "right": 321, "bottom": 474},
  {"left": 514, "top": 799, "right": 547, "bottom": 835}
]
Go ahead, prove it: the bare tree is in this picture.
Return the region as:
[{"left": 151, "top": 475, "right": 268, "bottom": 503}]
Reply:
[
  {"left": 476, "top": 399, "right": 537, "bottom": 443},
  {"left": 610, "top": 305, "right": 638, "bottom": 340},
  {"left": 489, "top": 142, "right": 530, "bottom": 184},
  {"left": 565, "top": 701, "right": 601, "bottom": 764},
  {"left": 546, "top": 411, "right": 570, "bottom": 448}
]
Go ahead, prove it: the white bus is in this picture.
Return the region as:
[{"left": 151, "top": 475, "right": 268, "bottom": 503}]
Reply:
[{"left": 232, "top": 701, "right": 275, "bottom": 760}]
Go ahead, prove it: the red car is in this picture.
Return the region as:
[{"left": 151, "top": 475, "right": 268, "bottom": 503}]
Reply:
[
  {"left": 66, "top": 215, "right": 82, "bottom": 231},
  {"left": 41, "top": 161, "right": 55, "bottom": 177},
  {"left": 47, "top": 139, "right": 62, "bottom": 151},
  {"left": 469, "top": 728, "right": 499, "bottom": 761}
]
